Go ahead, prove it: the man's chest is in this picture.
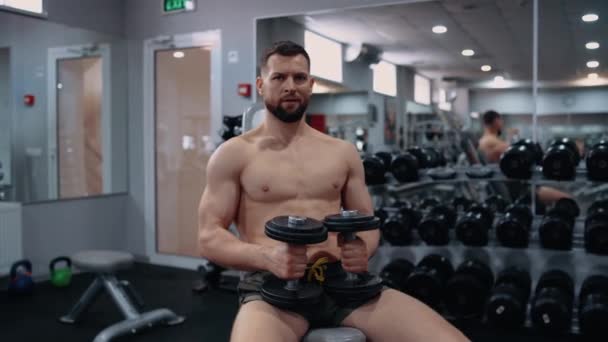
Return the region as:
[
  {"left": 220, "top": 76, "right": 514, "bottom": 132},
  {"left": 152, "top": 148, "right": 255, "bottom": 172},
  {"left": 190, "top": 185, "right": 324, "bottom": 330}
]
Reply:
[{"left": 240, "top": 151, "right": 348, "bottom": 202}]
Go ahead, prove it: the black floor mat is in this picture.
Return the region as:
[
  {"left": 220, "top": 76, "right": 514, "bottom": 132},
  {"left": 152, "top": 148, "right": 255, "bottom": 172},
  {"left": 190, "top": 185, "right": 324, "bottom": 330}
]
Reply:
[{"left": 0, "top": 263, "right": 587, "bottom": 341}]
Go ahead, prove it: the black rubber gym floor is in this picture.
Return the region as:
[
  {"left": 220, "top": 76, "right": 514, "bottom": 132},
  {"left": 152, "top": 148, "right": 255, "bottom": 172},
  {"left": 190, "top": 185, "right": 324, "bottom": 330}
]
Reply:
[{"left": 0, "top": 263, "right": 588, "bottom": 341}]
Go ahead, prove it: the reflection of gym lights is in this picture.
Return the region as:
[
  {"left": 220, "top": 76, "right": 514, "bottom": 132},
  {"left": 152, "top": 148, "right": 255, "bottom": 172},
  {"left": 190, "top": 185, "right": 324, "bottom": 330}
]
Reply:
[
  {"left": 588, "top": 73, "right": 599, "bottom": 79},
  {"left": 586, "top": 41, "right": 600, "bottom": 50},
  {"left": 461, "top": 49, "right": 475, "bottom": 57},
  {"left": 582, "top": 13, "right": 599, "bottom": 22},
  {"left": 432, "top": 25, "right": 447, "bottom": 34},
  {"left": 173, "top": 51, "right": 185, "bottom": 59},
  {"left": 494, "top": 75, "right": 505, "bottom": 82},
  {"left": 587, "top": 60, "right": 600, "bottom": 68},
  {"left": 481, "top": 65, "right": 492, "bottom": 72},
  {"left": 492, "top": 75, "right": 507, "bottom": 88},
  {"left": 470, "top": 112, "right": 480, "bottom": 119}
]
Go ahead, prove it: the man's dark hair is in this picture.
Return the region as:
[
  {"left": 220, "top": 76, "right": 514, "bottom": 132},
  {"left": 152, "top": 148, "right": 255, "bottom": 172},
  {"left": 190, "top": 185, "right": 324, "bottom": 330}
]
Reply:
[
  {"left": 483, "top": 110, "right": 501, "bottom": 126},
  {"left": 260, "top": 41, "right": 310, "bottom": 73}
]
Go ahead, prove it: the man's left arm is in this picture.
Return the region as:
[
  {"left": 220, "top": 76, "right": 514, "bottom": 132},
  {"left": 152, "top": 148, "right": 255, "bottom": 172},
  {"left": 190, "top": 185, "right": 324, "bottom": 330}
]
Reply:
[{"left": 340, "top": 142, "right": 380, "bottom": 258}]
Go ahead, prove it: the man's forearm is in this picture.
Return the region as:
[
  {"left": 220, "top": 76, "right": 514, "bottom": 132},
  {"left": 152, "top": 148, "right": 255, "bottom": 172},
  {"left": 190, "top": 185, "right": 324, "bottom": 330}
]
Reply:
[
  {"left": 199, "top": 226, "right": 269, "bottom": 271},
  {"left": 359, "top": 230, "right": 381, "bottom": 258}
]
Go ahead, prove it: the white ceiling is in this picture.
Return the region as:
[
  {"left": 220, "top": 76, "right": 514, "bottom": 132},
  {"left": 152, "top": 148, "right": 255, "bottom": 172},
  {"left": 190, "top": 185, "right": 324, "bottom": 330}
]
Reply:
[{"left": 290, "top": 0, "right": 607, "bottom": 84}]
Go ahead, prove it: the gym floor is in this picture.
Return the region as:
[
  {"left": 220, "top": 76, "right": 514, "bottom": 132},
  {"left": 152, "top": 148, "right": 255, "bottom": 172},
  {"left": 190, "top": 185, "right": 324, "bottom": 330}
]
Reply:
[{"left": 0, "top": 263, "right": 586, "bottom": 342}]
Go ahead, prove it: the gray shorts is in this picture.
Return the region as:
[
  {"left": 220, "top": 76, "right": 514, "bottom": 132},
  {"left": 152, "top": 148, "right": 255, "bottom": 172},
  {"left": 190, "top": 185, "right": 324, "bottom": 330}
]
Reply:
[{"left": 236, "top": 261, "right": 385, "bottom": 328}]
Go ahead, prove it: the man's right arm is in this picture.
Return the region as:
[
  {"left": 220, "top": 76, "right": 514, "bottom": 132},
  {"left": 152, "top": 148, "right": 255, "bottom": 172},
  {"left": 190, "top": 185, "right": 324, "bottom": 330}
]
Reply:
[{"left": 197, "top": 140, "right": 269, "bottom": 271}]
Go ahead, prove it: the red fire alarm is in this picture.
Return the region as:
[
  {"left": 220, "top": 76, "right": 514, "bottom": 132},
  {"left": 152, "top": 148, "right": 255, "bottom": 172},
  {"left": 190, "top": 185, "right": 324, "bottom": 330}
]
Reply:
[
  {"left": 24, "top": 94, "right": 35, "bottom": 107},
  {"left": 238, "top": 83, "right": 251, "bottom": 98}
]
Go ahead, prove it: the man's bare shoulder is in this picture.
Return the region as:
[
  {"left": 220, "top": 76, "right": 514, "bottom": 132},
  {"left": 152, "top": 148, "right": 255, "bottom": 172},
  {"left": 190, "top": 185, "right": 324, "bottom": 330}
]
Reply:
[
  {"left": 309, "top": 130, "right": 359, "bottom": 159},
  {"left": 210, "top": 136, "right": 253, "bottom": 171},
  {"left": 479, "top": 134, "right": 500, "bottom": 149}
]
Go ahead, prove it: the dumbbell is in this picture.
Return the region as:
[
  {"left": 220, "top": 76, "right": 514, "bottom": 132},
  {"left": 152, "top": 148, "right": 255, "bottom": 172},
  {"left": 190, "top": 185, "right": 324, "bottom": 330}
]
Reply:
[
  {"left": 530, "top": 270, "right": 574, "bottom": 333},
  {"left": 539, "top": 198, "right": 580, "bottom": 250},
  {"left": 496, "top": 204, "right": 533, "bottom": 248},
  {"left": 390, "top": 152, "right": 420, "bottom": 182},
  {"left": 452, "top": 197, "right": 473, "bottom": 212},
  {"left": 542, "top": 137, "right": 580, "bottom": 180},
  {"left": 445, "top": 258, "right": 494, "bottom": 318},
  {"left": 586, "top": 140, "right": 608, "bottom": 181},
  {"left": 578, "top": 275, "right": 608, "bottom": 337},
  {"left": 374, "top": 151, "right": 393, "bottom": 172},
  {"left": 260, "top": 216, "right": 328, "bottom": 309},
  {"left": 323, "top": 210, "right": 383, "bottom": 304},
  {"left": 407, "top": 147, "right": 434, "bottom": 169},
  {"left": 404, "top": 254, "right": 453, "bottom": 309},
  {"left": 585, "top": 200, "right": 608, "bottom": 255},
  {"left": 362, "top": 156, "right": 386, "bottom": 185},
  {"left": 219, "top": 115, "right": 243, "bottom": 141},
  {"left": 499, "top": 139, "right": 543, "bottom": 179},
  {"left": 485, "top": 267, "right": 531, "bottom": 328},
  {"left": 455, "top": 205, "right": 494, "bottom": 246},
  {"left": 374, "top": 207, "right": 388, "bottom": 227},
  {"left": 381, "top": 204, "right": 421, "bottom": 246},
  {"left": 379, "top": 259, "right": 415, "bottom": 291},
  {"left": 483, "top": 195, "right": 509, "bottom": 214},
  {"left": 418, "top": 205, "right": 456, "bottom": 245}
]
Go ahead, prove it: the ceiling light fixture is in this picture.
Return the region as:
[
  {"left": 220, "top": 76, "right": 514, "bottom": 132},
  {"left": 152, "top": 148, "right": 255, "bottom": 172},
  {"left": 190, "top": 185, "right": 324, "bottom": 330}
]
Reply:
[
  {"left": 432, "top": 25, "right": 447, "bottom": 34},
  {"left": 173, "top": 51, "right": 185, "bottom": 59},
  {"left": 586, "top": 41, "right": 600, "bottom": 49},
  {"left": 494, "top": 75, "right": 504, "bottom": 82},
  {"left": 481, "top": 65, "right": 492, "bottom": 72},
  {"left": 461, "top": 49, "right": 475, "bottom": 56},
  {"left": 582, "top": 13, "right": 599, "bottom": 22},
  {"left": 587, "top": 60, "right": 600, "bottom": 68}
]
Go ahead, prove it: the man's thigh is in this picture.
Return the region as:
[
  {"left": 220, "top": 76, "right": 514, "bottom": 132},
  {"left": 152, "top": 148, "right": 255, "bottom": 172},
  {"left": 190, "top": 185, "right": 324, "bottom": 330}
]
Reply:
[
  {"left": 231, "top": 300, "right": 310, "bottom": 342},
  {"left": 340, "top": 289, "right": 470, "bottom": 342}
]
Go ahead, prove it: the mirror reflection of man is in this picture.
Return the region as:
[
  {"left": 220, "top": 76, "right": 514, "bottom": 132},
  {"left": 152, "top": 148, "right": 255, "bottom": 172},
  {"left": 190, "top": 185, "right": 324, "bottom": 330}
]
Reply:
[
  {"left": 478, "top": 110, "right": 518, "bottom": 163},
  {"left": 478, "top": 110, "right": 571, "bottom": 205}
]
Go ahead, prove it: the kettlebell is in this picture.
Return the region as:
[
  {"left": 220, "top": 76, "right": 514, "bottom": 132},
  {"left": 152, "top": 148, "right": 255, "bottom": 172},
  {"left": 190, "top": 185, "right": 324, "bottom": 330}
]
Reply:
[
  {"left": 50, "top": 256, "right": 72, "bottom": 288},
  {"left": 8, "top": 259, "right": 34, "bottom": 295}
]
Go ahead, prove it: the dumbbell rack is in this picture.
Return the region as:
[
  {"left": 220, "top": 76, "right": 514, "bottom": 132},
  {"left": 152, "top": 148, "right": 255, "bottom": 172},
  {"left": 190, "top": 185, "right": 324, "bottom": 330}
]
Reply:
[{"left": 368, "top": 164, "right": 608, "bottom": 337}]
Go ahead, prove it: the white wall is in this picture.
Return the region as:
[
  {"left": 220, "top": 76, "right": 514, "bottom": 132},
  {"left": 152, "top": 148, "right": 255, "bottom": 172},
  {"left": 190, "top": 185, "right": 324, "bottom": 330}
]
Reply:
[
  {"left": 0, "top": 48, "right": 10, "bottom": 186},
  {"left": 470, "top": 87, "right": 608, "bottom": 115}
]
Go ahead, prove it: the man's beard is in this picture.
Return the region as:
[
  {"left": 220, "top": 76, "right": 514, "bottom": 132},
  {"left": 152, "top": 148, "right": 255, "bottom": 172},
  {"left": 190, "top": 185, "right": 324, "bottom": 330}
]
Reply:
[{"left": 266, "top": 100, "right": 308, "bottom": 123}]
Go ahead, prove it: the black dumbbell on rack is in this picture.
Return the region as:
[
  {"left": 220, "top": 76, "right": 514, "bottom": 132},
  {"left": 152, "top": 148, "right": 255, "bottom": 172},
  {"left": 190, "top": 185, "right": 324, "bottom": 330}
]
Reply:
[
  {"left": 586, "top": 140, "right": 608, "bottom": 181},
  {"left": 495, "top": 204, "right": 533, "bottom": 248},
  {"left": 404, "top": 254, "right": 453, "bottom": 309},
  {"left": 585, "top": 200, "right": 608, "bottom": 255},
  {"left": 499, "top": 139, "right": 543, "bottom": 179},
  {"left": 578, "top": 274, "right": 608, "bottom": 337},
  {"left": 380, "top": 203, "right": 421, "bottom": 246},
  {"left": 455, "top": 205, "right": 494, "bottom": 246},
  {"left": 485, "top": 267, "right": 531, "bottom": 328},
  {"left": 542, "top": 137, "right": 581, "bottom": 181},
  {"left": 390, "top": 152, "right": 420, "bottom": 183},
  {"left": 362, "top": 155, "right": 387, "bottom": 185},
  {"left": 417, "top": 205, "right": 457, "bottom": 246},
  {"left": 379, "top": 259, "right": 415, "bottom": 292},
  {"left": 539, "top": 198, "right": 580, "bottom": 250},
  {"left": 445, "top": 258, "right": 494, "bottom": 319},
  {"left": 530, "top": 269, "right": 574, "bottom": 334}
]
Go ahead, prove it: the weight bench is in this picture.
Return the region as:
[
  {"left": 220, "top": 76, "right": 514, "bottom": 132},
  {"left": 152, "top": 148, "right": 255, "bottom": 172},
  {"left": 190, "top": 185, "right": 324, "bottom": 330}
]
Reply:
[{"left": 59, "top": 250, "right": 185, "bottom": 342}]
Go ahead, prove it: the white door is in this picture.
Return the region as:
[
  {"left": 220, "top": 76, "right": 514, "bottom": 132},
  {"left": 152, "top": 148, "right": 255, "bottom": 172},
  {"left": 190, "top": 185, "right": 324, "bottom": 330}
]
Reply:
[
  {"left": 47, "top": 44, "right": 111, "bottom": 199},
  {"left": 143, "top": 31, "right": 222, "bottom": 269}
]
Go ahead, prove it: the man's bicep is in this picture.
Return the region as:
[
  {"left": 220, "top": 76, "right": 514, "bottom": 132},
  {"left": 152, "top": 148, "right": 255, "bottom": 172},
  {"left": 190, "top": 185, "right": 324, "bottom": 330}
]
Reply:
[{"left": 198, "top": 149, "right": 241, "bottom": 232}]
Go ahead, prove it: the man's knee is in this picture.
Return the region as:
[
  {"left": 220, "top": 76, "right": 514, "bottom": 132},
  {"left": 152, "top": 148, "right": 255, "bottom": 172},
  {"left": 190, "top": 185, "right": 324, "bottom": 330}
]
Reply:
[{"left": 231, "top": 300, "right": 309, "bottom": 342}]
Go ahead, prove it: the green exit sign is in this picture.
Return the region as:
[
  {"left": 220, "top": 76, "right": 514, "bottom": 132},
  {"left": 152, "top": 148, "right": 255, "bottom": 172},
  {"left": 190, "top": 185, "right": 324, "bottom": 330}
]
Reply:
[{"left": 163, "top": 0, "right": 195, "bottom": 14}]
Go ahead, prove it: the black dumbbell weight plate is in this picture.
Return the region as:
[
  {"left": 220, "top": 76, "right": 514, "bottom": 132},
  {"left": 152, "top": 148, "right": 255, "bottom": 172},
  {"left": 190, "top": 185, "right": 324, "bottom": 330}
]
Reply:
[
  {"left": 324, "top": 272, "right": 383, "bottom": 304},
  {"left": 261, "top": 277, "right": 324, "bottom": 309},
  {"left": 265, "top": 216, "right": 327, "bottom": 244},
  {"left": 323, "top": 212, "right": 380, "bottom": 233}
]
